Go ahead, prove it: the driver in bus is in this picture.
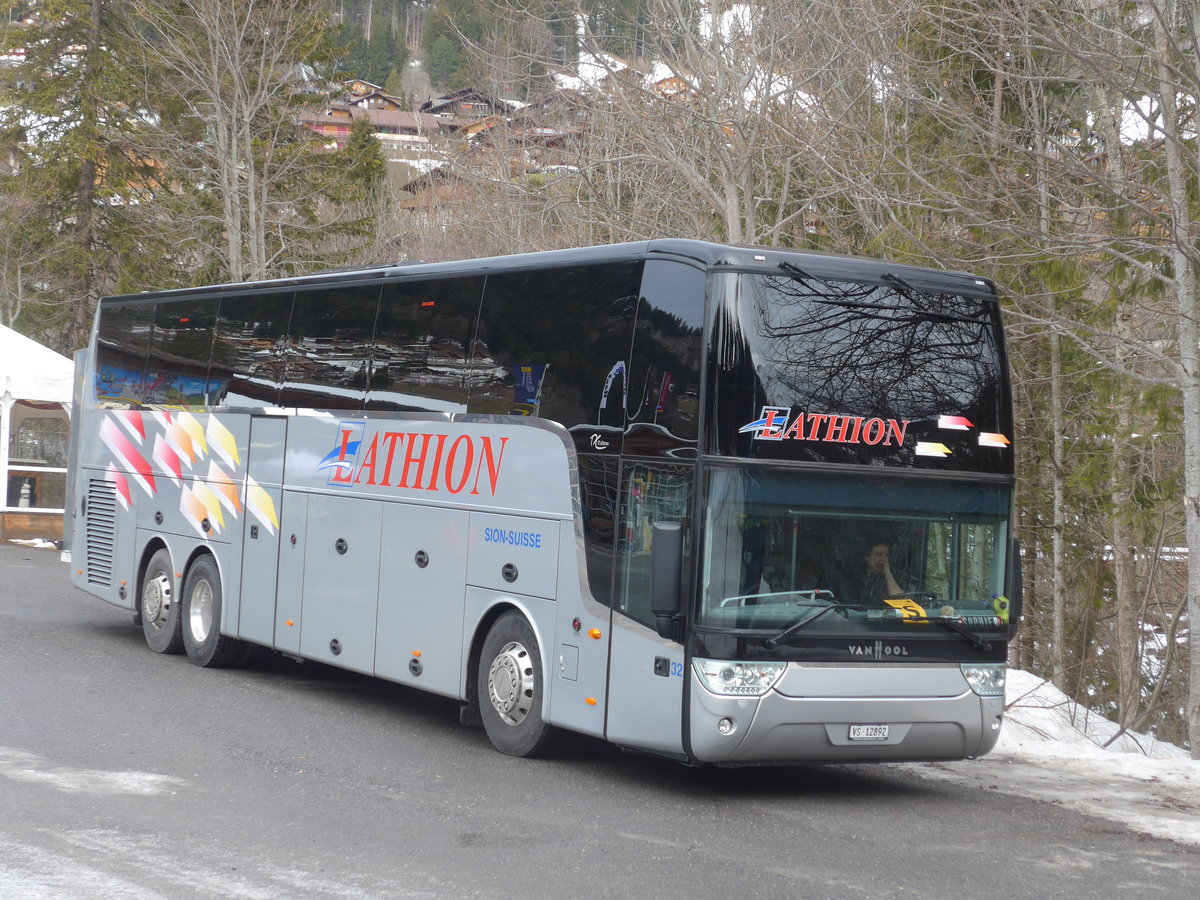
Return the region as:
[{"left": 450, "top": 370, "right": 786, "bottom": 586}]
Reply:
[{"left": 846, "top": 540, "right": 907, "bottom": 606}]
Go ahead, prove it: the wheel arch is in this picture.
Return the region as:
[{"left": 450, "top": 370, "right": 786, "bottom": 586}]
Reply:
[
  {"left": 465, "top": 598, "right": 555, "bottom": 711},
  {"left": 136, "top": 537, "right": 171, "bottom": 591},
  {"left": 464, "top": 601, "right": 519, "bottom": 709}
]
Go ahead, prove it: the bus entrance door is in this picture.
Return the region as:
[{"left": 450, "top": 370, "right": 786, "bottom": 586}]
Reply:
[{"left": 603, "top": 464, "right": 687, "bottom": 756}]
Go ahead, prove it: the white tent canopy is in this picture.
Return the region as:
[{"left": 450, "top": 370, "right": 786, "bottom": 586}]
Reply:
[
  {"left": 1, "top": 324, "right": 75, "bottom": 517},
  {"left": 1, "top": 324, "right": 74, "bottom": 404}
]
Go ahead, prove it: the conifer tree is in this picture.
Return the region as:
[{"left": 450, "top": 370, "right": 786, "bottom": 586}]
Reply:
[{"left": 0, "top": 0, "right": 178, "bottom": 350}]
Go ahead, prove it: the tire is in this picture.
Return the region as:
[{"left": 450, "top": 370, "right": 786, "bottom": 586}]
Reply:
[
  {"left": 477, "top": 611, "right": 555, "bottom": 758},
  {"left": 140, "top": 548, "right": 183, "bottom": 654},
  {"left": 181, "top": 554, "right": 251, "bottom": 668}
]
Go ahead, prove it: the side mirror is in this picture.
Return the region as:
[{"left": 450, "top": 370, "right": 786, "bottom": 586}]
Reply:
[
  {"left": 1006, "top": 537, "right": 1023, "bottom": 639},
  {"left": 650, "top": 522, "right": 683, "bottom": 639}
]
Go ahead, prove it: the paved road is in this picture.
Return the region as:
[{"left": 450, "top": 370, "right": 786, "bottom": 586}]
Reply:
[{"left": 1, "top": 541, "right": 1198, "bottom": 899}]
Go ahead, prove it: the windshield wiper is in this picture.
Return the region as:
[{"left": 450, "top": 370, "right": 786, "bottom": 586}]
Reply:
[
  {"left": 762, "top": 605, "right": 842, "bottom": 649},
  {"left": 927, "top": 617, "right": 992, "bottom": 651}
]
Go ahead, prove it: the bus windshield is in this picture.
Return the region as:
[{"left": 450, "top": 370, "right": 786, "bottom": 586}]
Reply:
[{"left": 699, "top": 467, "right": 1011, "bottom": 636}]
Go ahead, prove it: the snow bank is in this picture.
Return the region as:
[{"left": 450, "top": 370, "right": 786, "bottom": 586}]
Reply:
[{"left": 914, "top": 669, "right": 1200, "bottom": 847}]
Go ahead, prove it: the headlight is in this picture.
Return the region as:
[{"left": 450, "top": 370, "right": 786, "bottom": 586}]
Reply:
[
  {"left": 693, "top": 658, "right": 787, "bottom": 696},
  {"left": 961, "top": 662, "right": 1006, "bottom": 697}
]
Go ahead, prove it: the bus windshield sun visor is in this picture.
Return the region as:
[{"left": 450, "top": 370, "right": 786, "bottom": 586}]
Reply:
[{"left": 777, "top": 261, "right": 991, "bottom": 325}]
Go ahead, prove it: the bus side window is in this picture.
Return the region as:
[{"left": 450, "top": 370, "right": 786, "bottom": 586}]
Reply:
[
  {"left": 143, "top": 298, "right": 220, "bottom": 409},
  {"left": 208, "top": 291, "right": 295, "bottom": 408},
  {"left": 579, "top": 455, "right": 620, "bottom": 607},
  {"left": 367, "top": 276, "right": 483, "bottom": 413},
  {"left": 625, "top": 261, "right": 705, "bottom": 455},
  {"left": 469, "top": 263, "right": 643, "bottom": 439},
  {"left": 95, "top": 302, "right": 156, "bottom": 408},
  {"left": 614, "top": 462, "right": 693, "bottom": 628},
  {"left": 279, "top": 283, "right": 382, "bottom": 409}
]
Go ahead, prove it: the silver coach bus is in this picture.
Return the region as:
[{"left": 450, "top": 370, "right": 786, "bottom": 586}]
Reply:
[{"left": 65, "top": 239, "right": 1019, "bottom": 763}]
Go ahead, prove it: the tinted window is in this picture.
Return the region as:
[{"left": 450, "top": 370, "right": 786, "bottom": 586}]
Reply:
[
  {"left": 278, "top": 283, "right": 382, "bottom": 409},
  {"left": 706, "top": 273, "right": 1012, "bottom": 473},
  {"left": 143, "top": 299, "right": 220, "bottom": 408},
  {"left": 624, "top": 261, "right": 705, "bottom": 457},
  {"left": 367, "top": 277, "right": 483, "bottom": 413},
  {"left": 579, "top": 455, "right": 619, "bottom": 606},
  {"left": 208, "top": 291, "right": 294, "bottom": 407},
  {"left": 95, "top": 302, "right": 155, "bottom": 407},
  {"left": 470, "top": 262, "right": 643, "bottom": 453}
]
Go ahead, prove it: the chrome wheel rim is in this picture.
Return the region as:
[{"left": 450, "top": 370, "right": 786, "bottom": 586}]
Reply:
[
  {"left": 487, "top": 640, "right": 534, "bottom": 726},
  {"left": 188, "top": 579, "right": 213, "bottom": 644},
  {"left": 143, "top": 571, "right": 172, "bottom": 630}
]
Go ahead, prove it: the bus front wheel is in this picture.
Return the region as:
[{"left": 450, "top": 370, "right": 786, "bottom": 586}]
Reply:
[
  {"left": 141, "top": 548, "right": 183, "bottom": 654},
  {"left": 477, "top": 611, "right": 554, "bottom": 757},
  {"left": 181, "top": 554, "right": 251, "bottom": 668}
]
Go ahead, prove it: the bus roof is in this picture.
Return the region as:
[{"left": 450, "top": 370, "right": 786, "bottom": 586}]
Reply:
[{"left": 99, "top": 239, "right": 998, "bottom": 305}]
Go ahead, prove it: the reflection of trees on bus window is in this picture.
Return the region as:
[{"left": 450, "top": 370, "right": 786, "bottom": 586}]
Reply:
[
  {"left": 144, "top": 298, "right": 220, "bottom": 408},
  {"left": 278, "top": 283, "right": 382, "bottom": 409},
  {"left": 468, "top": 263, "right": 643, "bottom": 432},
  {"left": 94, "top": 302, "right": 155, "bottom": 407},
  {"left": 209, "top": 291, "right": 295, "bottom": 407},
  {"left": 624, "top": 260, "right": 705, "bottom": 454},
  {"left": 749, "top": 274, "right": 999, "bottom": 423},
  {"left": 368, "top": 276, "right": 482, "bottom": 413}
]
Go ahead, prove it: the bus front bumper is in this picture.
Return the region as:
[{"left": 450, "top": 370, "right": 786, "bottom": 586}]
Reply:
[{"left": 688, "top": 664, "right": 1005, "bottom": 764}]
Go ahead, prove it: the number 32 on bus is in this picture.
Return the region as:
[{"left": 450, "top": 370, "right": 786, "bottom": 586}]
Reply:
[{"left": 65, "top": 239, "right": 1020, "bottom": 764}]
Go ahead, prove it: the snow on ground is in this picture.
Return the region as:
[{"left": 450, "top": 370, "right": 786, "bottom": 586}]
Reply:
[
  {"left": 8, "top": 538, "right": 58, "bottom": 551},
  {"left": 915, "top": 669, "right": 1200, "bottom": 847}
]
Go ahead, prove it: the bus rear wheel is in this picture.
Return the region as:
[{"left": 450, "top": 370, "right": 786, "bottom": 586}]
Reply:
[
  {"left": 140, "top": 548, "right": 183, "bottom": 654},
  {"left": 477, "top": 611, "right": 554, "bottom": 757},
  {"left": 181, "top": 554, "right": 251, "bottom": 668}
]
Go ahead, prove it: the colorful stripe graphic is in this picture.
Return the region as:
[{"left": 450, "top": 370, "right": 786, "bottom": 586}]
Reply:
[
  {"left": 100, "top": 416, "right": 157, "bottom": 497},
  {"left": 206, "top": 415, "right": 240, "bottom": 469},
  {"left": 937, "top": 415, "right": 974, "bottom": 430},
  {"left": 915, "top": 442, "right": 952, "bottom": 457},
  {"left": 152, "top": 434, "right": 183, "bottom": 486},
  {"left": 206, "top": 461, "right": 243, "bottom": 516},
  {"left": 978, "top": 432, "right": 1011, "bottom": 447},
  {"left": 105, "top": 463, "right": 131, "bottom": 510},
  {"left": 245, "top": 476, "right": 279, "bottom": 535}
]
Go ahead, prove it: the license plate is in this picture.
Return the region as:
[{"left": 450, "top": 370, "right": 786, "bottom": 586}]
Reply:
[{"left": 848, "top": 724, "right": 889, "bottom": 742}]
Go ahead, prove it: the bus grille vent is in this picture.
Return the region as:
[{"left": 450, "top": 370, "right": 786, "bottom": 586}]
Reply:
[{"left": 85, "top": 479, "right": 118, "bottom": 587}]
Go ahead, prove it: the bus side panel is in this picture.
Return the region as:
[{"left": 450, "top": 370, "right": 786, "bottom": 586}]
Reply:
[
  {"left": 71, "top": 403, "right": 150, "bottom": 610},
  {"left": 274, "top": 489, "right": 308, "bottom": 654},
  {"left": 237, "top": 416, "right": 287, "bottom": 646},
  {"left": 545, "top": 519, "right": 608, "bottom": 739},
  {"left": 375, "top": 502, "right": 469, "bottom": 698},
  {"left": 298, "top": 494, "right": 382, "bottom": 675}
]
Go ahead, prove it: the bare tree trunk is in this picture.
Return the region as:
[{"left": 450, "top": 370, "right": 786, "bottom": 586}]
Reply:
[
  {"left": 67, "top": 0, "right": 105, "bottom": 350},
  {"left": 1111, "top": 374, "right": 1140, "bottom": 727},
  {"left": 1154, "top": 4, "right": 1200, "bottom": 757},
  {"left": 1050, "top": 330, "right": 1068, "bottom": 690}
]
